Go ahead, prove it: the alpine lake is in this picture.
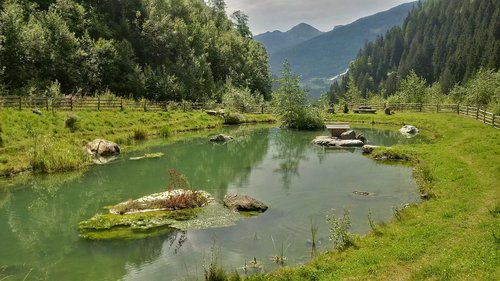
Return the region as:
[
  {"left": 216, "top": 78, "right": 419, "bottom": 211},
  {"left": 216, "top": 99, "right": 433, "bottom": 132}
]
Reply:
[{"left": 0, "top": 125, "right": 423, "bottom": 280}]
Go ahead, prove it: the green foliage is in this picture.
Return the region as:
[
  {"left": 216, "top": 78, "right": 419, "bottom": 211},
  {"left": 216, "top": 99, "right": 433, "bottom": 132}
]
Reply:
[
  {"left": 272, "top": 61, "right": 324, "bottom": 130},
  {"left": 0, "top": 0, "right": 271, "bottom": 101},
  {"left": 159, "top": 126, "right": 172, "bottom": 138},
  {"left": 326, "top": 209, "right": 353, "bottom": 251},
  {"left": 224, "top": 113, "right": 246, "bottom": 125},
  {"left": 132, "top": 126, "right": 148, "bottom": 140},
  {"left": 65, "top": 114, "right": 79, "bottom": 132},
  {"left": 332, "top": 0, "right": 499, "bottom": 103},
  {"left": 222, "top": 79, "right": 262, "bottom": 113},
  {"left": 396, "top": 70, "right": 428, "bottom": 103},
  {"left": 463, "top": 69, "right": 500, "bottom": 111}
]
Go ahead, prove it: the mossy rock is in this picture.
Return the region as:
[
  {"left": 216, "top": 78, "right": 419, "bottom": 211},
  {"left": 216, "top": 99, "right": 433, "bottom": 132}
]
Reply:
[{"left": 224, "top": 113, "right": 246, "bottom": 125}]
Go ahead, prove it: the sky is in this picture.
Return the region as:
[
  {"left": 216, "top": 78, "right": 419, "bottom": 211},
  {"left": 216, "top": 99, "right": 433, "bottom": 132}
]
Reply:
[{"left": 224, "top": 0, "right": 413, "bottom": 35}]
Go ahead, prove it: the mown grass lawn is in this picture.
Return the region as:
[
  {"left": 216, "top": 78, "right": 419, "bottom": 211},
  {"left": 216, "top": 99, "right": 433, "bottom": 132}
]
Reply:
[{"left": 247, "top": 112, "right": 499, "bottom": 280}]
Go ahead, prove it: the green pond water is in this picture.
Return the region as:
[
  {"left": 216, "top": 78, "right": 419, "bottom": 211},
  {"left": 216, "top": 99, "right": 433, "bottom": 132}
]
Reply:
[{"left": 0, "top": 126, "right": 421, "bottom": 280}]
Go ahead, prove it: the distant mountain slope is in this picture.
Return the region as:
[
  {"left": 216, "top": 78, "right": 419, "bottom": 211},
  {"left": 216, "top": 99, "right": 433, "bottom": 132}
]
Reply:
[
  {"left": 254, "top": 23, "right": 324, "bottom": 55},
  {"left": 269, "top": 2, "right": 417, "bottom": 79},
  {"left": 334, "top": 0, "right": 500, "bottom": 97}
]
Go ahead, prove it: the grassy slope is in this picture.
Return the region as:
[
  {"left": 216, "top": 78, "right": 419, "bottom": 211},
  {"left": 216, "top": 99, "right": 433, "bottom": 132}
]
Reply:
[
  {"left": 0, "top": 109, "right": 275, "bottom": 176},
  {"left": 248, "top": 112, "right": 499, "bottom": 280}
]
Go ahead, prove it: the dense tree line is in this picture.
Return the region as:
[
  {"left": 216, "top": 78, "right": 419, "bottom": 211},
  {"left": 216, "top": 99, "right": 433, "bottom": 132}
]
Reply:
[
  {"left": 0, "top": 0, "right": 272, "bottom": 101},
  {"left": 330, "top": 0, "right": 499, "bottom": 102}
]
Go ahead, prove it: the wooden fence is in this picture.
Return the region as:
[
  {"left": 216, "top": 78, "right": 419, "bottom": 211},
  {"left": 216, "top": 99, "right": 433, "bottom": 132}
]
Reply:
[
  {"left": 0, "top": 96, "right": 275, "bottom": 114},
  {"left": 351, "top": 103, "right": 498, "bottom": 129}
]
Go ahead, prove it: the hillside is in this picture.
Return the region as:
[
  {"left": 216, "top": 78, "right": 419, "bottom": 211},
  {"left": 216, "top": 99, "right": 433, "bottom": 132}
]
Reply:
[
  {"left": 0, "top": 0, "right": 271, "bottom": 101},
  {"left": 333, "top": 0, "right": 500, "bottom": 98},
  {"left": 254, "top": 23, "right": 323, "bottom": 55},
  {"left": 269, "top": 2, "right": 417, "bottom": 80}
]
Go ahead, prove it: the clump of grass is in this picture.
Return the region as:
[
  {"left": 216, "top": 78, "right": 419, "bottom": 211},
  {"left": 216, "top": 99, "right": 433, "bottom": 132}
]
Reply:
[
  {"left": 159, "top": 126, "right": 172, "bottom": 138},
  {"left": 204, "top": 244, "right": 238, "bottom": 281},
  {"left": 65, "top": 114, "right": 80, "bottom": 132},
  {"left": 30, "top": 137, "right": 89, "bottom": 173},
  {"left": 368, "top": 210, "right": 383, "bottom": 236},
  {"left": 133, "top": 127, "right": 148, "bottom": 140},
  {"left": 271, "top": 236, "right": 290, "bottom": 265},
  {"left": 224, "top": 113, "right": 246, "bottom": 125},
  {"left": 488, "top": 203, "right": 500, "bottom": 218},
  {"left": 0, "top": 122, "right": 3, "bottom": 147},
  {"left": 310, "top": 217, "right": 319, "bottom": 249},
  {"left": 326, "top": 209, "right": 353, "bottom": 251},
  {"left": 392, "top": 205, "right": 405, "bottom": 221}
]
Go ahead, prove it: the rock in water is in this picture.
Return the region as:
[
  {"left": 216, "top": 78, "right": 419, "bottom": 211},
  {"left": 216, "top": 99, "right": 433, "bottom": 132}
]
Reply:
[
  {"left": 86, "top": 139, "right": 120, "bottom": 164},
  {"left": 357, "top": 134, "right": 367, "bottom": 143},
  {"left": 223, "top": 193, "right": 268, "bottom": 213},
  {"left": 399, "top": 125, "right": 419, "bottom": 138},
  {"left": 340, "top": 130, "right": 357, "bottom": 140},
  {"left": 362, "top": 145, "right": 380, "bottom": 154},
  {"left": 312, "top": 136, "right": 364, "bottom": 147},
  {"left": 210, "top": 134, "right": 233, "bottom": 142}
]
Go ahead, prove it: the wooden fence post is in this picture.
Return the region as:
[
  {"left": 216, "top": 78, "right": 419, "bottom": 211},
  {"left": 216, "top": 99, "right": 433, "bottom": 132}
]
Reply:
[
  {"left": 483, "top": 108, "right": 486, "bottom": 123},
  {"left": 457, "top": 104, "right": 460, "bottom": 114},
  {"left": 493, "top": 114, "right": 496, "bottom": 127},
  {"left": 476, "top": 107, "right": 479, "bottom": 120},
  {"left": 436, "top": 104, "right": 439, "bottom": 113},
  {"left": 46, "top": 98, "right": 49, "bottom": 111},
  {"left": 18, "top": 96, "right": 22, "bottom": 110},
  {"left": 120, "top": 99, "right": 123, "bottom": 111},
  {"left": 70, "top": 98, "right": 73, "bottom": 111},
  {"left": 420, "top": 103, "right": 423, "bottom": 112},
  {"left": 98, "top": 97, "right": 101, "bottom": 111}
]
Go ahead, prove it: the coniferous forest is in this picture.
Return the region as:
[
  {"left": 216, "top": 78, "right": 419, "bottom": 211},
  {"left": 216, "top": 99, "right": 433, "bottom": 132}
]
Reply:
[
  {"left": 0, "top": 0, "right": 272, "bottom": 101},
  {"left": 330, "top": 0, "right": 499, "bottom": 111}
]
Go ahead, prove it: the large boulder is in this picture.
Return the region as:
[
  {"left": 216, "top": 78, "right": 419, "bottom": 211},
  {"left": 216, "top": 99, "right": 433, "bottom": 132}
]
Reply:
[
  {"left": 399, "top": 125, "right": 419, "bottom": 138},
  {"left": 340, "top": 130, "right": 356, "bottom": 140},
  {"left": 223, "top": 193, "right": 268, "bottom": 213},
  {"left": 312, "top": 136, "right": 364, "bottom": 147},
  {"left": 210, "top": 134, "right": 233, "bottom": 143},
  {"left": 86, "top": 139, "right": 120, "bottom": 164}
]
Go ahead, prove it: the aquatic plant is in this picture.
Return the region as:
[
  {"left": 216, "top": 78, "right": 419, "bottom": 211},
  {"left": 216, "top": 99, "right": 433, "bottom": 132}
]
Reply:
[
  {"left": 310, "top": 217, "right": 319, "bottom": 249},
  {"left": 204, "top": 244, "right": 227, "bottom": 281},
  {"left": 167, "top": 168, "right": 190, "bottom": 191},
  {"left": 270, "top": 236, "right": 290, "bottom": 265},
  {"left": 326, "top": 209, "right": 353, "bottom": 251}
]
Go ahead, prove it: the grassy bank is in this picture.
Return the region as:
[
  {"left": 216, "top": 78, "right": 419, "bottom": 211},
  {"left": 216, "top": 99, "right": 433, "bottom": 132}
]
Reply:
[
  {"left": 242, "top": 112, "right": 499, "bottom": 280},
  {"left": 0, "top": 109, "right": 275, "bottom": 177}
]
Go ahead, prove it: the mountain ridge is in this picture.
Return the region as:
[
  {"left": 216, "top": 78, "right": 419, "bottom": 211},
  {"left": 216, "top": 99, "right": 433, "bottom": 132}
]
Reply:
[{"left": 254, "top": 23, "right": 323, "bottom": 55}]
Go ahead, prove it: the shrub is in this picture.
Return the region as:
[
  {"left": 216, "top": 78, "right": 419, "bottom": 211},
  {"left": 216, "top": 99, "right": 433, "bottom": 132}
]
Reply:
[
  {"left": 273, "top": 61, "right": 325, "bottom": 130},
  {"left": 222, "top": 79, "right": 262, "bottom": 113},
  {"left": 326, "top": 209, "right": 353, "bottom": 251},
  {"left": 65, "top": 114, "right": 80, "bottom": 132},
  {"left": 133, "top": 127, "right": 148, "bottom": 140},
  {"left": 224, "top": 113, "right": 246, "bottom": 125},
  {"left": 159, "top": 126, "right": 172, "bottom": 138},
  {"left": 343, "top": 103, "right": 349, "bottom": 114}
]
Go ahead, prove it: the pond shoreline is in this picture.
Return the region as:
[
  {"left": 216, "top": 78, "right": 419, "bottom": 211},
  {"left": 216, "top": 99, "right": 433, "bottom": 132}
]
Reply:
[{"left": 0, "top": 110, "right": 276, "bottom": 181}]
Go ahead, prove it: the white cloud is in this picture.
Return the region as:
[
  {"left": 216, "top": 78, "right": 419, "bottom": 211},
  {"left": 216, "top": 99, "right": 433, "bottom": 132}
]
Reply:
[{"left": 224, "top": 0, "right": 413, "bottom": 34}]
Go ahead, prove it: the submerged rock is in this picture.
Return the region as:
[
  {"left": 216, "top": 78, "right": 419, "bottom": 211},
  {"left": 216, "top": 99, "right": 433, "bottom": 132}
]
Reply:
[
  {"left": 210, "top": 134, "right": 234, "bottom": 143},
  {"left": 312, "top": 136, "right": 364, "bottom": 147},
  {"left": 352, "top": 190, "right": 376, "bottom": 196},
  {"left": 86, "top": 139, "right": 120, "bottom": 164},
  {"left": 223, "top": 193, "right": 268, "bottom": 213},
  {"left": 399, "top": 125, "right": 419, "bottom": 138}
]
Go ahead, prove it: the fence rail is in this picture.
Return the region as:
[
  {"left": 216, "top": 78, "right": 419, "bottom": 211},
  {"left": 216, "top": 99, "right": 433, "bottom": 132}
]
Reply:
[
  {"left": 0, "top": 97, "right": 497, "bottom": 129},
  {"left": 0, "top": 96, "right": 275, "bottom": 114},
  {"left": 351, "top": 103, "right": 498, "bottom": 129}
]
